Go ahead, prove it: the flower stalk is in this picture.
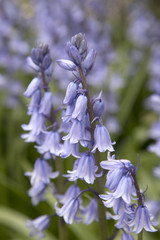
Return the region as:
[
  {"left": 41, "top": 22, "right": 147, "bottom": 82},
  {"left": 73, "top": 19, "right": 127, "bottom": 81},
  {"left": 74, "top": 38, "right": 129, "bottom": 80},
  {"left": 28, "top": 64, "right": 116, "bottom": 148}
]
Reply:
[{"left": 79, "top": 66, "right": 108, "bottom": 240}]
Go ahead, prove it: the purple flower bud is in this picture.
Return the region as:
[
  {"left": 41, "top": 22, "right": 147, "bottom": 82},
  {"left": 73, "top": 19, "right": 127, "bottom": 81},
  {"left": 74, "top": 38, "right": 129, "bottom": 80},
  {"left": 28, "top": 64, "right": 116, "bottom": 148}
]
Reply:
[
  {"left": 42, "top": 53, "right": 52, "bottom": 70},
  {"left": 79, "top": 39, "right": 88, "bottom": 56},
  {"left": 83, "top": 49, "right": 97, "bottom": 71},
  {"left": 68, "top": 45, "right": 81, "bottom": 66},
  {"left": 24, "top": 77, "right": 41, "bottom": 98},
  {"left": 93, "top": 99, "right": 104, "bottom": 117},
  {"left": 71, "top": 33, "right": 84, "bottom": 49},
  {"left": 56, "top": 59, "right": 77, "bottom": 71},
  {"left": 26, "top": 215, "right": 50, "bottom": 238},
  {"left": 39, "top": 92, "right": 53, "bottom": 116},
  {"left": 63, "top": 82, "right": 78, "bottom": 105},
  {"left": 72, "top": 94, "right": 88, "bottom": 121}
]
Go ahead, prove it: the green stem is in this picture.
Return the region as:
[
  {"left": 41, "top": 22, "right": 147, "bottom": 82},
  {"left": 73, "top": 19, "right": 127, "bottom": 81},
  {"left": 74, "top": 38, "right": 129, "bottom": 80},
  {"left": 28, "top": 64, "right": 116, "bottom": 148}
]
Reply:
[{"left": 79, "top": 67, "right": 108, "bottom": 240}]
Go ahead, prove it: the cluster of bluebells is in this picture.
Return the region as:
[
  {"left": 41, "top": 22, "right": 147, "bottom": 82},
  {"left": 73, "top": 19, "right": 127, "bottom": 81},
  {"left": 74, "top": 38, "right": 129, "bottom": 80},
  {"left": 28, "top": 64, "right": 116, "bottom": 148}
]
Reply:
[
  {"left": 31, "top": 0, "right": 123, "bottom": 134},
  {"left": 22, "top": 33, "right": 158, "bottom": 240}
]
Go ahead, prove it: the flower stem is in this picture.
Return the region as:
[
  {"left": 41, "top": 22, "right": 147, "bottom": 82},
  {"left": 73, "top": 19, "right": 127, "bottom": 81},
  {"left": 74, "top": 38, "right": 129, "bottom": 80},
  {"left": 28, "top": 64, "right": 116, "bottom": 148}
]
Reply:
[{"left": 79, "top": 67, "right": 108, "bottom": 240}]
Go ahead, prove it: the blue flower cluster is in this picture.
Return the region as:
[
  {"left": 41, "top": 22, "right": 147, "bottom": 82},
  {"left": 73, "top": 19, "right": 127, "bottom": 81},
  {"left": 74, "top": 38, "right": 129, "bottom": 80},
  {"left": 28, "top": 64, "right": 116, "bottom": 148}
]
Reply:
[{"left": 22, "top": 33, "right": 158, "bottom": 240}]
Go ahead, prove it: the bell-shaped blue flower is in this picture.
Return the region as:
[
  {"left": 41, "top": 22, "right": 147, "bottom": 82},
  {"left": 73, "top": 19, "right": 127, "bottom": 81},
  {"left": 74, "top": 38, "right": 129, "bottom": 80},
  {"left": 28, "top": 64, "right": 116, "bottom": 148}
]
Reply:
[
  {"left": 81, "top": 198, "right": 98, "bottom": 224},
  {"left": 63, "top": 119, "right": 87, "bottom": 144},
  {"left": 39, "top": 92, "right": 53, "bottom": 116},
  {"left": 25, "top": 158, "right": 59, "bottom": 186},
  {"left": 65, "top": 153, "right": 98, "bottom": 184},
  {"left": 55, "top": 198, "right": 81, "bottom": 224},
  {"left": 128, "top": 205, "right": 157, "bottom": 234},
  {"left": 72, "top": 94, "right": 88, "bottom": 121},
  {"left": 128, "top": 205, "right": 158, "bottom": 234},
  {"left": 63, "top": 81, "right": 78, "bottom": 105},
  {"left": 36, "top": 131, "right": 61, "bottom": 156},
  {"left": 92, "top": 124, "right": 114, "bottom": 152},
  {"left": 26, "top": 215, "right": 50, "bottom": 239}
]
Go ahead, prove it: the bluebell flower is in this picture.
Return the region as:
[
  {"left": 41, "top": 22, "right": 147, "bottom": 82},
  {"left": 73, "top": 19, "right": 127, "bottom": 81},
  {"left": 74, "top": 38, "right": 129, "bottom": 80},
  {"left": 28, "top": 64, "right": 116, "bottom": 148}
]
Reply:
[
  {"left": 57, "top": 184, "right": 81, "bottom": 204},
  {"left": 63, "top": 119, "right": 87, "bottom": 144},
  {"left": 25, "top": 158, "right": 59, "bottom": 186},
  {"left": 35, "top": 131, "right": 62, "bottom": 156},
  {"left": 24, "top": 77, "right": 41, "bottom": 98},
  {"left": 60, "top": 140, "right": 81, "bottom": 158},
  {"left": 63, "top": 81, "right": 78, "bottom": 105},
  {"left": 21, "top": 130, "right": 45, "bottom": 145},
  {"left": 27, "top": 89, "right": 41, "bottom": 115},
  {"left": 62, "top": 100, "right": 76, "bottom": 123},
  {"left": 92, "top": 124, "right": 114, "bottom": 152},
  {"left": 81, "top": 198, "right": 98, "bottom": 224},
  {"left": 55, "top": 198, "right": 81, "bottom": 224},
  {"left": 59, "top": 111, "right": 72, "bottom": 133},
  {"left": 26, "top": 215, "right": 50, "bottom": 239},
  {"left": 100, "top": 195, "right": 129, "bottom": 215},
  {"left": 21, "top": 110, "right": 46, "bottom": 137},
  {"left": 100, "top": 157, "right": 135, "bottom": 204},
  {"left": 28, "top": 181, "right": 47, "bottom": 206},
  {"left": 72, "top": 94, "right": 88, "bottom": 121},
  {"left": 128, "top": 205, "right": 158, "bottom": 234},
  {"left": 65, "top": 153, "right": 98, "bottom": 184},
  {"left": 39, "top": 92, "right": 53, "bottom": 116}
]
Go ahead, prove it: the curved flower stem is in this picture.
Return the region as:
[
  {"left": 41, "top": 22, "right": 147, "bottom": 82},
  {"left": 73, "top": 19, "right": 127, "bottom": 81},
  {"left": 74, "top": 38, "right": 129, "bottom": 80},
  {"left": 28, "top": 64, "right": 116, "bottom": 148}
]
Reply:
[
  {"left": 79, "top": 67, "right": 108, "bottom": 240},
  {"left": 131, "top": 171, "right": 143, "bottom": 240}
]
